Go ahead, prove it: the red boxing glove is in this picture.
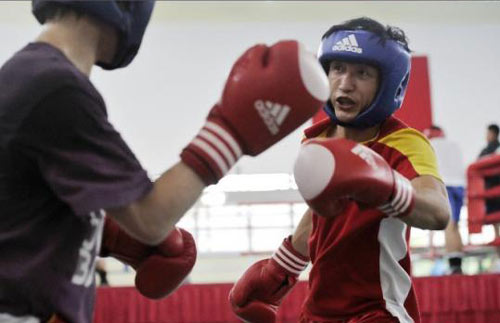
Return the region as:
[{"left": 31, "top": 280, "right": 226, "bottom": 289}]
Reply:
[
  {"left": 100, "top": 217, "right": 196, "bottom": 299},
  {"left": 294, "top": 138, "right": 415, "bottom": 218},
  {"left": 100, "top": 216, "right": 152, "bottom": 268},
  {"left": 135, "top": 228, "right": 196, "bottom": 299},
  {"left": 181, "top": 40, "right": 329, "bottom": 184},
  {"left": 229, "top": 237, "right": 309, "bottom": 323}
]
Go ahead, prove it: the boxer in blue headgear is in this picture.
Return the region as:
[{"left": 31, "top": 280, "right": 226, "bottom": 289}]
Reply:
[
  {"left": 229, "top": 17, "right": 450, "bottom": 323},
  {"left": 318, "top": 17, "right": 411, "bottom": 129}
]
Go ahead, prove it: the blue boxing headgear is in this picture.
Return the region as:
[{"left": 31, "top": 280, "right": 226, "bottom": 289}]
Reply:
[
  {"left": 32, "top": 0, "right": 155, "bottom": 70},
  {"left": 318, "top": 29, "right": 411, "bottom": 128}
]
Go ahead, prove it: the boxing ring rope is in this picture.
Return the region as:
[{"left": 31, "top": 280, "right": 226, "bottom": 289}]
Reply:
[
  {"left": 467, "top": 154, "right": 500, "bottom": 234},
  {"left": 94, "top": 275, "right": 500, "bottom": 323}
]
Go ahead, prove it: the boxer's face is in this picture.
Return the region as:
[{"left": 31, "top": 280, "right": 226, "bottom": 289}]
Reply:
[
  {"left": 487, "top": 129, "right": 497, "bottom": 143},
  {"left": 328, "top": 60, "right": 379, "bottom": 124}
]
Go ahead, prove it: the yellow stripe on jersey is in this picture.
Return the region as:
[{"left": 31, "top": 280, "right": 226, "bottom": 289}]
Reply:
[
  {"left": 377, "top": 128, "right": 442, "bottom": 180},
  {"left": 301, "top": 127, "right": 330, "bottom": 142}
]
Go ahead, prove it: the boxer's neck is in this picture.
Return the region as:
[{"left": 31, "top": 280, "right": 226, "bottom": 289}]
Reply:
[
  {"left": 330, "top": 124, "right": 380, "bottom": 143},
  {"left": 35, "top": 13, "right": 117, "bottom": 77}
]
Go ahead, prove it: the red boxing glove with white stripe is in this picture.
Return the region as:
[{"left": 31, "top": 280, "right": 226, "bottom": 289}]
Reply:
[
  {"left": 181, "top": 40, "right": 329, "bottom": 184},
  {"left": 100, "top": 218, "right": 196, "bottom": 299},
  {"left": 294, "top": 138, "right": 415, "bottom": 218},
  {"left": 229, "top": 236, "right": 309, "bottom": 323}
]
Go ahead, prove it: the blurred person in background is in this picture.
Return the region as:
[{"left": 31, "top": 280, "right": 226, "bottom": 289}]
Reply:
[
  {"left": 424, "top": 125, "right": 466, "bottom": 274},
  {"left": 479, "top": 124, "right": 500, "bottom": 239},
  {"left": 95, "top": 258, "right": 109, "bottom": 286},
  {"left": 479, "top": 124, "right": 500, "bottom": 158},
  {"left": 477, "top": 124, "right": 500, "bottom": 271}
]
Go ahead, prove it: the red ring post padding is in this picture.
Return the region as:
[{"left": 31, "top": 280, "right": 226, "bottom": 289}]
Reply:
[{"left": 467, "top": 154, "right": 500, "bottom": 233}]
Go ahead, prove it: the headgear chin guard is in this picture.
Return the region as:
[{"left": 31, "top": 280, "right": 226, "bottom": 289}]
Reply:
[
  {"left": 32, "top": 0, "right": 155, "bottom": 70},
  {"left": 318, "top": 29, "right": 411, "bottom": 128}
]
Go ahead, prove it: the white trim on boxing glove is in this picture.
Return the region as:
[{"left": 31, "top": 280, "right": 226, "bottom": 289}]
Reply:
[
  {"left": 190, "top": 121, "right": 243, "bottom": 176},
  {"left": 271, "top": 239, "right": 309, "bottom": 276},
  {"left": 378, "top": 171, "right": 415, "bottom": 217}
]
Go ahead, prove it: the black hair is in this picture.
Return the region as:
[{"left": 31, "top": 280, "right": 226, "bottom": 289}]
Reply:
[
  {"left": 488, "top": 124, "right": 500, "bottom": 138},
  {"left": 322, "top": 17, "right": 410, "bottom": 52}
]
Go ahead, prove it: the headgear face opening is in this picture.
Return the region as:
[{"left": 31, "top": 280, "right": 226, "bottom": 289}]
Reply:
[
  {"left": 32, "top": 0, "right": 155, "bottom": 70},
  {"left": 318, "top": 29, "right": 411, "bottom": 128}
]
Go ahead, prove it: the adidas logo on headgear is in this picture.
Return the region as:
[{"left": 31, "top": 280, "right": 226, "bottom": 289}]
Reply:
[
  {"left": 332, "top": 34, "right": 363, "bottom": 54},
  {"left": 254, "top": 100, "right": 290, "bottom": 135}
]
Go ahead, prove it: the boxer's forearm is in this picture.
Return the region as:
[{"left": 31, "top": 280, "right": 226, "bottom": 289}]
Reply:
[
  {"left": 400, "top": 175, "right": 450, "bottom": 230},
  {"left": 106, "top": 162, "right": 205, "bottom": 245},
  {"left": 291, "top": 208, "right": 313, "bottom": 257}
]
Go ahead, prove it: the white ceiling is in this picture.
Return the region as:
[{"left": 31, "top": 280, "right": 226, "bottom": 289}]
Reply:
[{"left": 2, "top": 1, "right": 499, "bottom": 25}]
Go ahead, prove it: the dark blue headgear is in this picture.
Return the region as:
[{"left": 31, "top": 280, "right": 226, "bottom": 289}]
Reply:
[
  {"left": 32, "top": 0, "right": 155, "bottom": 70},
  {"left": 318, "top": 29, "right": 411, "bottom": 128}
]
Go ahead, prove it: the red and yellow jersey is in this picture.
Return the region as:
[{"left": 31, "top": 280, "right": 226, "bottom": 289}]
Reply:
[{"left": 301, "top": 116, "right": 440, "bottom": 323}]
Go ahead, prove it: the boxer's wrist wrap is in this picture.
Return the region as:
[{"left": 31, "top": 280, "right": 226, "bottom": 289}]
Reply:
[
  {"left": 378, "top": 171, "right": 415, "bottom": 218},
  {"left": 271, "top": 236, "right": 309, "bottom": 277},
  {"left": 181, "top": 120, "right": 243, "bottom": 185}
]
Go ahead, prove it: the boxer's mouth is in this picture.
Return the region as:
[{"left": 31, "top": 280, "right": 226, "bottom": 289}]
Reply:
[{"left": 336, "top": 96, "right": 356, "bottom": 109}]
